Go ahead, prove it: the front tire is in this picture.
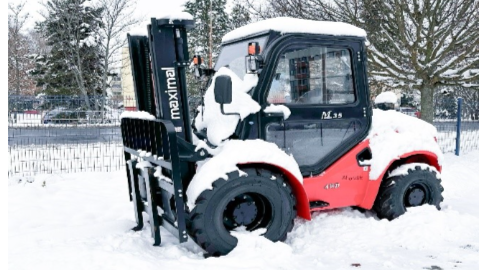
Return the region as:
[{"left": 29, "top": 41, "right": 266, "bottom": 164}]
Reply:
[
  {"left": 187, "top": 167, "right": 296, "bottom": 256},
  {"left": 373, "top": 164, "right": 444, "bottom": 220}
]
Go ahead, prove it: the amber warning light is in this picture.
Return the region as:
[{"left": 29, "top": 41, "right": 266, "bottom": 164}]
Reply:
[
  {"left": 193, "top": 55, "right": 202, "bottom": 65},
  {"left": 248, "top": 42, "right": 260, "bottom": 55}
]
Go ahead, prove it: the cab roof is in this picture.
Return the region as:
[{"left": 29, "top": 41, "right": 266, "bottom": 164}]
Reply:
[{"left": 221, "top": 17, "right": 367, "bottom": 44}]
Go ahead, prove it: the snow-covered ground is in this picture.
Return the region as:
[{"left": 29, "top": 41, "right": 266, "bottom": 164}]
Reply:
[{"left": 8, "top": 150, "right": 479, "bottom": 270}]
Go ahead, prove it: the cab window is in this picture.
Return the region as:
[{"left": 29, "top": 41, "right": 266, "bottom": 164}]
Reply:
[{"left": 267, "top": 46, "right": 355, "bottom": 105}]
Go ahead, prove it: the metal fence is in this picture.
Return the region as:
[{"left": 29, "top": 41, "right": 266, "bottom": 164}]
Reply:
[{"left": 8, "top": 96, "right": 479, "bottom": 178}]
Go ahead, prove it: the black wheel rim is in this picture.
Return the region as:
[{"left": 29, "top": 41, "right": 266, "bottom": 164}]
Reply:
[
  {"left": 223, "top": 192, "right": 272, "bottom": 232},
  {"left": 404, "top": 183, "right": 429, "bottom": 207}
]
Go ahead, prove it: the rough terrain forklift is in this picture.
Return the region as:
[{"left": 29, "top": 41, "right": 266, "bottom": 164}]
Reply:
[{"left": 121, "top": 16, "right": 444, "bottom": 256}]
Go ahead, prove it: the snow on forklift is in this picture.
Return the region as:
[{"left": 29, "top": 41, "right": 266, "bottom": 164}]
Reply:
[{"left": 121, "top": 15, "right": 444, "bottom": 256}]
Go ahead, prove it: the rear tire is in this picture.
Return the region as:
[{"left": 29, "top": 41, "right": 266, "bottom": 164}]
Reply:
[
  {"left": 373, "top": 164, "right": 444, "bottom": 220},
  {"left": 187, "top": 167, "right": 296, "bottom": 256}
]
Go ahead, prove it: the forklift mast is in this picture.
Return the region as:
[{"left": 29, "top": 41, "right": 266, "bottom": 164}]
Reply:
[
  {"left": 127, "top": 17, "right": 193, "bottom": 143},
  {"left": 122, "top": 17, "right": 207, "bottom": 245}
]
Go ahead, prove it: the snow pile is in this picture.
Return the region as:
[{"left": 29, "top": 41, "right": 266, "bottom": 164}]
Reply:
[
  {"left": 374, "top": 91, "right": 398, "bottom": 104},
  {"left": 263, "top": 104, "right": 291, "bottom": 120},
  {"left": 135, "top": 161, "right": 152, "bottom": 170},
  {"left": 128, "top": 26, "right": 148, "bottom": 36},
  {"left": 388, "top": 163, "right": 441, "bottom": 178},
  {"left": 186, "top": 139, "right": 303, "bottom": 210},
  {"left": 154, "top": 166, "right": 173, "bottom": 184},
  {"left": 194, "top": 67, "right": 261, "bottom": 146},
  {"left": 212, "top": 228, "right": 295, "bottom": 268},
  {"left": 119, "top": 110, "right": 156, "bottom": 120},
  {"left": 366, "top": 109, "right": 444, "bottom": 180},
  {"left": 222, "top": 17, "right": 367, "bottom": 43}
]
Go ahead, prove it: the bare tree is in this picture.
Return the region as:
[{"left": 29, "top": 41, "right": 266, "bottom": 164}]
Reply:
[
  {"left": 8, "top": 1, "right": 36, "bottom": 96},
  {"left": 243, "top": 0, "right": 363, "bottom": 22},
  {"left": 95, "top": 0, "right": 140, "bottom": 96},
  {"left": 366, "top": 0, "right": 479, "bottom": 123},
  {"left": 245, "top": 0, "right": 479, "bottom": 123}
]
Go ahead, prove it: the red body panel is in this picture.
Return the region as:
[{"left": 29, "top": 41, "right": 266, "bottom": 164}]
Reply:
[
  {"left": 238, "top": 163, "right": 312, "bottom": 220},
  {"left": 303, "top": 140, "right": 371, "bottom": 211},
  {"left": 303, "top": 140, "right": 442, "bottom": 212},
  {"left": 358, "top": 150, "right": 441, "bottom": 209},
  {"left": 279, "top": 166, "right": 312, "bottom": 220},
  {"left": 240, "top": 142, "right": 441, "bottom": 220}
]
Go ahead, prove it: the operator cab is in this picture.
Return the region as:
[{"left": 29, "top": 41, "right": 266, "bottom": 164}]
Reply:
[{"left": 206, "top": 18, "right": 373, "bottom": 176}]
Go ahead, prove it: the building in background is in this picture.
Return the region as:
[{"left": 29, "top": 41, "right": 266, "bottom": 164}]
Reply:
[
  {"left": 110, "top": 75, "right": 123, "bottom": 97},
  {"left": 121, "top": 47, "right": 137, "bottom": 111}
]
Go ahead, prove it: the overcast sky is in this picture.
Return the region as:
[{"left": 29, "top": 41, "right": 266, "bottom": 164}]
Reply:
[{"left": 7, "top": 0, "right": 189, "bottom": 30}]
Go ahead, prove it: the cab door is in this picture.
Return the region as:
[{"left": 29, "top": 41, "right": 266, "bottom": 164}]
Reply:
[{"left": 259, "top": 37, "right": 372, "bottom": 176}]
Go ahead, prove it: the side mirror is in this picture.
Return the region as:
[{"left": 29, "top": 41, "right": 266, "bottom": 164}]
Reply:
[
  {"left": 245, "top": 42, "right": 263, "bottom": 74},
  {"left": 246, "top": 55, "right": 263, "bottom": 74},
  {"left": 214, "top": 75, "right": 239, "bottom": 116},
  {"left": 214, "top": 75, "right": 232, "bottom": 104}
]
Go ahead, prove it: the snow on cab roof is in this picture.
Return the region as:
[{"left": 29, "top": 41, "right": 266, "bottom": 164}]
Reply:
[{"left": 222, "top": 17, "right": 367, "bottom": 43}]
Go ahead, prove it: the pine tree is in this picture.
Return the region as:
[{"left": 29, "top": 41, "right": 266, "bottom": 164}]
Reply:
[
  {"left": 32, "top": 0, "right": 105, "bottom": 109},
  {"left": 434, "top": 88, "right": 457, "bottom": 119},
  {"left": 185, "top": 0, "right": 229, "bottom": 69},
  {"left": 229, "top": 2, "right": 251, "bottom": 30},
  {"left": 184, "top": 0, "right": 230, "bottom": 115}
]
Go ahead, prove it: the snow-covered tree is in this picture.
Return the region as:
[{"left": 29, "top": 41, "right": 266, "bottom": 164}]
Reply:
[
  {"left": 245, "top": 0, "right": 479, "bottom": 124},
  {"left": 434, "top": 86, "right": 478, "bottom": 120},
  {"left": 32, "top": 0, "right": 105, "bottom": 109},
  {"left": 228, "top": 2, "right": 251, "bottom": 30},
  {"left": 366, "top": 0, "right": 479, "bottom": 123},
  {"left": 183, "top": 0, "right": 230, "bottom": 114},
  {"left": 433, "top": 88, "right": 457, "bottom": 119},
  {"left": 184, "top": 0, "right": 229, "bottom": 68},
  {"left": 400, "top": 90, "right": 420, "bottom": 108},
  {"left": 243, "top": 0, "right": 379, "bottom": 29},
  {"left": 455, "top": 86, "right": 479, "bottom": 120}
]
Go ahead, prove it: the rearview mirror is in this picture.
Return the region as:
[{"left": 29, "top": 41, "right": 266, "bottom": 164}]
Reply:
[
  {"left": 246, "top": 55, "right": 263, "bottom": 74},
  {"left": 214, "top": 75, "right": 232, "bottom": 105},
  {"left": 245, "top": 42, "right": 263, "bottom": 74},
  {"left": 214, "top": 75, "right": 239, "bottom": 116}
]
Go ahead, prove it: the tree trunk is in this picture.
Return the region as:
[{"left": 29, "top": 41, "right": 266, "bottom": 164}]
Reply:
[
  {"left": 15, "top": 55, "right": 20, "bottom": 95},
  {"left": 420, "top": 86, "right": 435, "bottom": 124},
  {"left": 74, "top": 52, "right": 91, "bottom": 110},
  {"left": 102, "top": 35, "right": 111, "bottom": 97}
]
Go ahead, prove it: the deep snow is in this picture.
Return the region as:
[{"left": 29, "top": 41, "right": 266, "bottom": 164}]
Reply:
[{"left": 8, "top": 151, "right": 479, "bottom": 270}]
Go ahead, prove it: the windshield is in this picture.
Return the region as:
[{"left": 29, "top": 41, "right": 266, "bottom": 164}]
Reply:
[{"left": 214, "top": 35, "right": 268, "bottom": 80}]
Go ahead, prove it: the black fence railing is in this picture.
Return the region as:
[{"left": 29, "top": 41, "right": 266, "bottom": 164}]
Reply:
[
  {"left": 434, "top": 120, "right": 479, "bottom": 154},
  {"left": 8, "top": 96, "right": 479, "bottom": 178}
]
